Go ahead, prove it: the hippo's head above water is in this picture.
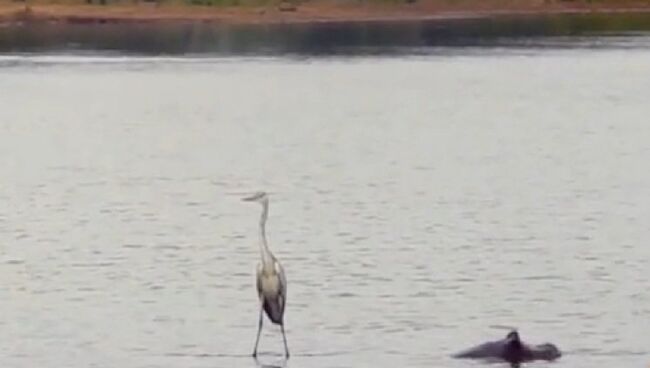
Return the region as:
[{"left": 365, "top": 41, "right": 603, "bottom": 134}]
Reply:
[
  {"left": 531, "top": 342, "right": 562, "bottom": 361},
  {"left": 453, "top": 330, "right": 561, "bottom": 365}
]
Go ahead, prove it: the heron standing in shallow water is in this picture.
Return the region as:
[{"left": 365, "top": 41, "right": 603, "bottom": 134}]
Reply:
[{"left": 243, "top": 192, "right": 290, "bottom": 358}]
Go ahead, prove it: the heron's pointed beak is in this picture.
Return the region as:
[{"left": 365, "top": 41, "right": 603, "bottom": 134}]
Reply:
[{"left": 242, "top": 194, "right": 258, "bottom": 202}]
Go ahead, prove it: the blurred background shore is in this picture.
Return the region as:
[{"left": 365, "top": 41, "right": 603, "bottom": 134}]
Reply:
[{"left": 1, "top": 0, "right": 650, "bottom": 25}]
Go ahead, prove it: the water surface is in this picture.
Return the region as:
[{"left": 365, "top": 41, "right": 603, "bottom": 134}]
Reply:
[{"left": 0, "top": 39, "right": 649, "bottom": 368}]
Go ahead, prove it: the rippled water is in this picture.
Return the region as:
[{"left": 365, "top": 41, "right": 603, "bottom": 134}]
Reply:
[{"left": 1, "top": 43, "right": 649, "bottom": 368}]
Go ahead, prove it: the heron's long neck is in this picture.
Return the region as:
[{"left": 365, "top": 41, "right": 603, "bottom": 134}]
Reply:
[{"left": 258, "top": 201, "right": 273, "bottom": 267}]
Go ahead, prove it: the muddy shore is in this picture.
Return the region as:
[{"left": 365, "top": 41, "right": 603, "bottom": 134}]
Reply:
[{"left": 1, "top": 0, "right": 650, "bottom": 25}]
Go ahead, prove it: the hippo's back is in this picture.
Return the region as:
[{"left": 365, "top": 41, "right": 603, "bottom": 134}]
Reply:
[{"left": 452, "top": 341, "right": 504, "bottom": 359}]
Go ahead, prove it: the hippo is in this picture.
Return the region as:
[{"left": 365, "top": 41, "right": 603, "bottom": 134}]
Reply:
[{"left": 452, "top": 330, "right": 561, "bottom": 366}]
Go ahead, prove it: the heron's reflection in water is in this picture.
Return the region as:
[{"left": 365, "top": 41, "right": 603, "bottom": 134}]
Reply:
[{"left": 254, "top": 356, "right": 287, "bottom": 368}]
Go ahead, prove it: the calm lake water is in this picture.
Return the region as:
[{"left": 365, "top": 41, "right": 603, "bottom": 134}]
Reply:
[{"left": 1, "top": 25, "right": 649, "bottom": 368}]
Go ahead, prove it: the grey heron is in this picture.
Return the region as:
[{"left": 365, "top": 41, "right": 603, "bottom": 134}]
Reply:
[{"left": 243, "top": 191, "right": 290, "bottom": 358}]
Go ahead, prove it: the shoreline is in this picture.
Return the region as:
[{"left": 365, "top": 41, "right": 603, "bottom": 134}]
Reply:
[{"left": 2, "top": 1, "right": 650, "bottom": 25}]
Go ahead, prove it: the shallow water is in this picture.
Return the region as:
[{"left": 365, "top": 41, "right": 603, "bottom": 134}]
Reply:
[{"left": 1, "top": 41, "right": 650, "bottom": 368}]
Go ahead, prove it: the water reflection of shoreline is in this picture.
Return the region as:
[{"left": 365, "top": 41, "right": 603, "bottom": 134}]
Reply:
[{"left": 1, "top": 13, "right": 650, "bottom": 55}]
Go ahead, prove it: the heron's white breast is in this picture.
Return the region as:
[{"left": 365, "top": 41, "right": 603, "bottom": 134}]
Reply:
[{"left": 260, "top": 272, "right": 281, "bottom": 297}]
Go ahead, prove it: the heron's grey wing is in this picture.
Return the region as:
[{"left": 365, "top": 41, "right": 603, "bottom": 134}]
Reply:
[
  {"left": 255, "top": 263, "right": 263, "bottom": 300},
  {"left": 274, "top": 260, "right": 287, "bottom": 313}
]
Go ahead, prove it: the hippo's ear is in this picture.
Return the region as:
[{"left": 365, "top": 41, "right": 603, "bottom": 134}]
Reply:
[{"left": 505, "top": 330, "right": 521, "bottom": 342}]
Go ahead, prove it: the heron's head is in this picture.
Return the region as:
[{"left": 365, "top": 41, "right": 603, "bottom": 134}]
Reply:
[{"left": 242, "top": 191, "right": 269, "bottom": 204}]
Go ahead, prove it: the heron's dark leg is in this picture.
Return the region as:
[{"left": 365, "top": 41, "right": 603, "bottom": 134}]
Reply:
[
  {"left": 281, "top": 324, "right": 290, "bottom": 358},
  {"left": 252, "top": 305, "right": 264, "bottom": 357}
]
